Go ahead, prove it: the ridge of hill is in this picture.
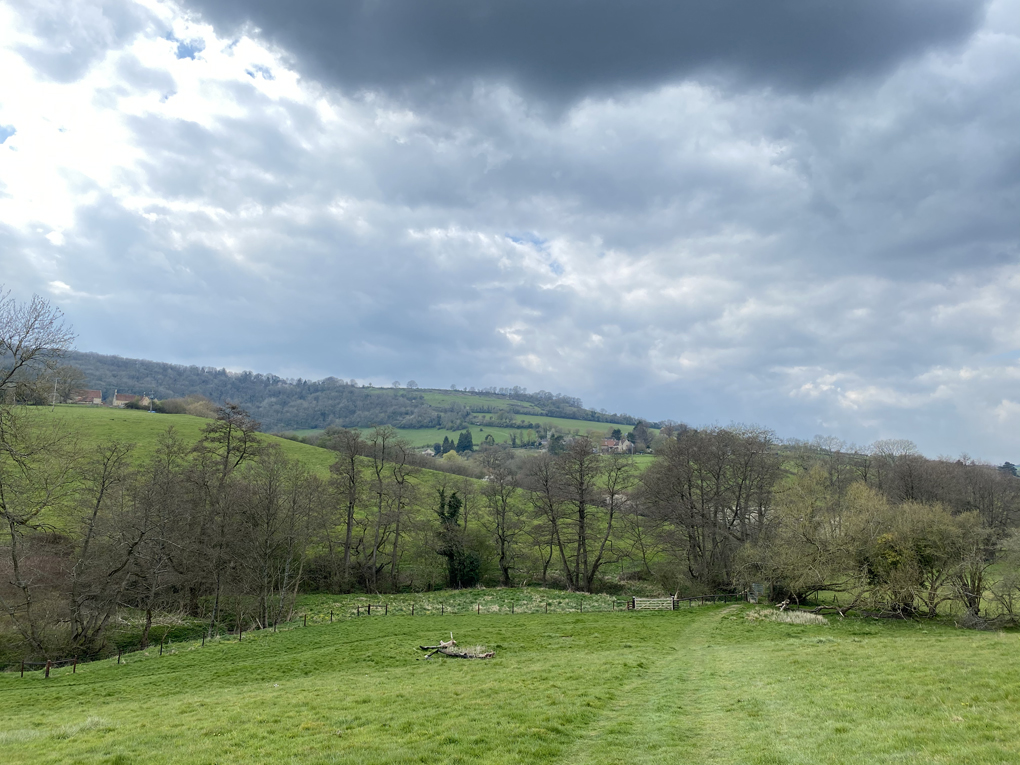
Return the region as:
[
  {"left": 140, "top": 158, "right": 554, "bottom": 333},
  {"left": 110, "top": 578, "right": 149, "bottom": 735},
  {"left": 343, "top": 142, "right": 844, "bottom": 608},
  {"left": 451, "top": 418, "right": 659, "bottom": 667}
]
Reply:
[{"left": 66, "top": 351, "right": 663, "bottom": 435}]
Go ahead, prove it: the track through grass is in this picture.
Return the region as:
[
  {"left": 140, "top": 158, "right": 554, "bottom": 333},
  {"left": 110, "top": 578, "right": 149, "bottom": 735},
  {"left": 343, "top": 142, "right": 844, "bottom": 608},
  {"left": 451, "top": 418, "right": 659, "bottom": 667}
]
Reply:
[{"left": 2, "top": 606, "right": 1019, "bottom": 764}]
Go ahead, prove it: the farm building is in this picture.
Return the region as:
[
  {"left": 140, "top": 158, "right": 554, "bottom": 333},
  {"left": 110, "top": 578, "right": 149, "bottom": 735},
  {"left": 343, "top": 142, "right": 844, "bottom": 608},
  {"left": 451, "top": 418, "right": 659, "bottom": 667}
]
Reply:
[
  {"left": 111, "top": 393, "right": 150, "bottom": 408},
  {"left": 71, "top": 389, "right": 103, "bottom": 405}
]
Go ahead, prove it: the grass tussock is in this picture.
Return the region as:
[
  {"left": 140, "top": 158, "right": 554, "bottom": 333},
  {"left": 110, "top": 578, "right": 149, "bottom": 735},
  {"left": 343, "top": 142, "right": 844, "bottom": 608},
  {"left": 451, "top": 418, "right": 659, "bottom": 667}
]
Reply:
[
  {"left": 746, "top": 607, "right": 828, "bottom": 626},
  {"left": 0, "top": 716, "right": 112, "bottom": 745}
]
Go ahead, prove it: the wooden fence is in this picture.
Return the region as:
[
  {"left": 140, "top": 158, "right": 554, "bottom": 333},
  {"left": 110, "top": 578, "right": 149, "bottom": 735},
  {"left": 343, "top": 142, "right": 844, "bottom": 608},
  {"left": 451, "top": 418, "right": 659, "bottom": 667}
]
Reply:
[{"left": 628, "top": 593, "right": 747, "bottom": 610}]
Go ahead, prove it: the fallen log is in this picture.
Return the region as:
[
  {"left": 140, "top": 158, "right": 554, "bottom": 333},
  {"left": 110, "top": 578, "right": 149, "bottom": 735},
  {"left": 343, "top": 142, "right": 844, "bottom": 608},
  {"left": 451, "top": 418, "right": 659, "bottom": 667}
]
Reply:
[
  {"left": 431, "top": 648, "right": 495, "bottom": 660},
  {"left": 418, "top": 634, "right": 494, "bottom": 659}
]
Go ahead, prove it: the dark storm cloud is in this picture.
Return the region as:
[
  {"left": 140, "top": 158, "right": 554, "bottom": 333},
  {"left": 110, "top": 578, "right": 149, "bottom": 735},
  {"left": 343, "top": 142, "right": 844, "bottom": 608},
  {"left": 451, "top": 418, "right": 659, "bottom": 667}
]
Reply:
[
  {"left": 5, "top": 0, "right": 1020, "bottom": 460},
  {"left": 181, "top": 0, "right": 986, "bottom": 103}
]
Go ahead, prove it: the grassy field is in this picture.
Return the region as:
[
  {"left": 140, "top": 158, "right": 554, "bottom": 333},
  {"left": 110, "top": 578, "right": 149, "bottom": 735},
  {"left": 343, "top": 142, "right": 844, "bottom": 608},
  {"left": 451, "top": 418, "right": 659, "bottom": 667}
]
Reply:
[
  {"left": 393, "top": 426, "right": 518, "bottom": 449},
  {"left": 4, "top": 594, "right": 1019, "bottom": 764},
  {"left": 292, "top": 422, "right": 656, "bottom": 450},
  {"left": 23, "top": 405, "right": 339, "bottom": 476}
]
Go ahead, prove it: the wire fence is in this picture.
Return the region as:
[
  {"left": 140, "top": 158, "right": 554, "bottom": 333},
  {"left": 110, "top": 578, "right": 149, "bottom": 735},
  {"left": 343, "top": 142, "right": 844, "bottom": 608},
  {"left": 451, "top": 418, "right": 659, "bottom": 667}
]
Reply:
[{"left": 8, "top": 592, "right": 746, "bottom": 678}]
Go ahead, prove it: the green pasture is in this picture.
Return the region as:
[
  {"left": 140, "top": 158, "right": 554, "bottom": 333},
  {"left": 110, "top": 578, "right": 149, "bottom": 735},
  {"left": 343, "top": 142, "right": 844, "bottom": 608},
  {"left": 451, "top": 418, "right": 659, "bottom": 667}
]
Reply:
[
  {"left": 4, "top": 596, "right": 1020, "bottom": 764},
  {"left": 362, "top": 387, "right": 544, "bottom": 413},
  {"left": 286, "top": 426, "right": 516, "bottom": 448},
  {"left": 22, "top": 405, "right": 337, "bottom": 476},
  {"left": 416, "top": 390, "right": 544, "bottom": 413},
  {"left": 393, "top": 425, "right": 518, "bottom": 449},
  {"left": 510, "top": 414, "right": 658, "bottom": 438},
  {"left": 292, "top": 421, "right": 656, "bottom": 450}
]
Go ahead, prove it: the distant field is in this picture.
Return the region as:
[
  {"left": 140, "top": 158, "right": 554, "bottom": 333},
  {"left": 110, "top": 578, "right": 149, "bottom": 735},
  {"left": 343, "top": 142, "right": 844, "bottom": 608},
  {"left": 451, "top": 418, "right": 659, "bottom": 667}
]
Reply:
[
  {"left": 288, "top": 425, "right": 518, "bottom": 448},
  {"left": 362, "top": 387, "right": 544, "bottom": 413},
  {"left": 292, "top": 419, "right": 655, "bottom": 448},
  {"left": 4, "top": 599, "right": 1019, "bottom": 764},
  {"left": 416, "top": 389, "right": 544, "bottom": 413},
  {"left": 23, "top": 405, "right": 337, "bottom": 476},
  {"left": 509, "top": 413, "right": 658, "bottom": 437}
]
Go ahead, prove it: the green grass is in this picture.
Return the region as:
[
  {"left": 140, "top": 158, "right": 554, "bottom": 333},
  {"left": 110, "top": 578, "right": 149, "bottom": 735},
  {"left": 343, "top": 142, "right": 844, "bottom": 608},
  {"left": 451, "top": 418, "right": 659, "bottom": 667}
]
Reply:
[
  {"left": 414, "top": 390, "right": 544, "bottom": 413},
  {"left": 293, "top": 423, "right": 658, "bottom": 451},
  {"left": 4, "top": 598, "right": 1020, "bottom": 764},
  {"left": 287, "top": 426, "right": 521, "bottom": 448},
  {"left": 24, "top": 405, "right": 337, "bottom": 476}
]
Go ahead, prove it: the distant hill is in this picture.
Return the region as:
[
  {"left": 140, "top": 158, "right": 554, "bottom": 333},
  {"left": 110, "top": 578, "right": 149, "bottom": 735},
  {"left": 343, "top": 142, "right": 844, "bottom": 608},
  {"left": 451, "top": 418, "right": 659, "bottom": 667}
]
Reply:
[{"left": 66, "top": 351, "right": 662, "bottom": 434}]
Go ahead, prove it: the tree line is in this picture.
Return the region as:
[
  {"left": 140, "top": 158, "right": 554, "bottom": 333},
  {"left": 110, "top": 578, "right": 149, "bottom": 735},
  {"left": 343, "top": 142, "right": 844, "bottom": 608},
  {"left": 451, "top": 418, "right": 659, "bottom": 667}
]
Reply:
[
  {"left": 64, "top": 351, "right": 651, "bottom": 432},
  {"left": 6, "top": 290, "right": 1020, "bottom": 664}
]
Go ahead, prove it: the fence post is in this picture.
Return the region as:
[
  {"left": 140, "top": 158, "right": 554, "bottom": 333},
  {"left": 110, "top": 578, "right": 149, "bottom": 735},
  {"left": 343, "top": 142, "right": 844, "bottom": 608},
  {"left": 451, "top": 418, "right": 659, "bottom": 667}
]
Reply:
[
  {"left": 580, "top": 600, "right": 583, "bottom": 614},
  {"left": 73, "top": 657, "right": 77, "bottom": 674},
  {"left": 239, "top": 626, "right": 243, "bottom": 641},
  {"left": 330, "top": 610, "right": 333, "bottom": 623},
  {"left": 477, "top": 603, "right": 480, "bottom": 615},
  {"left": 441, "top": 604, "right": 444, "bottom": 616},
  {"left": 411, "top": 604, "right": 415, "bottom": 616},
  {"left": 367, "top": 604, "right": 371, "bottom": 616},
  {"left": 385, "top": 604, "right": 388, "bottom": 616},
  {"left": 202, "top": 635, "right": 205, "bottom": 647},
  {"left": 357, "top": 605, "right": 360, "bottom": 617},
  {"left": 511, "top": 602, "right": 514, "bottom": 615},
  {"left": 45, "top": 660, "right": 51, "bottom": 679},
  {"left": 117, "top": 650, "right": 121, "bottom": 665},
  {"left": 545, "top": 603, "right": 548, "bottom": 614},
  {"left": 21, "top": 660, "right": 24, "bottom": 678},
  {"left": 160, "top": 640, "right": 163, "bottom": 656}
]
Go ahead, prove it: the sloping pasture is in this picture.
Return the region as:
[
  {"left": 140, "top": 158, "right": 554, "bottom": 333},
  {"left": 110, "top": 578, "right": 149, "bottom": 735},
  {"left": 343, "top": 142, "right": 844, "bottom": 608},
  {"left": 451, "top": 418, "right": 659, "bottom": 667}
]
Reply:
[{"left": 3, "top": 605, "right": 1019, "bottom": 764}]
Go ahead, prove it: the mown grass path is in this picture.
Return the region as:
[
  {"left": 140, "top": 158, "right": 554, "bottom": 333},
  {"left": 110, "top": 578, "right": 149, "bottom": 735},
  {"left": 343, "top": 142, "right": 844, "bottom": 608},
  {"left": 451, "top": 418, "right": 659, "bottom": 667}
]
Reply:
[{"left": 2, "top": 606, "right": 1019, "bottom": 763}]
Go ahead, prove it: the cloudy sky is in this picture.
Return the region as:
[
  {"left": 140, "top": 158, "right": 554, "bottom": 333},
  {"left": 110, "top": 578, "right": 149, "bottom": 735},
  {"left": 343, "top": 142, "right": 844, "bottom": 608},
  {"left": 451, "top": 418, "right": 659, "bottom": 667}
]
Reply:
[{"left": 2, "top": 0, "right": 1019, "bottom": 460}]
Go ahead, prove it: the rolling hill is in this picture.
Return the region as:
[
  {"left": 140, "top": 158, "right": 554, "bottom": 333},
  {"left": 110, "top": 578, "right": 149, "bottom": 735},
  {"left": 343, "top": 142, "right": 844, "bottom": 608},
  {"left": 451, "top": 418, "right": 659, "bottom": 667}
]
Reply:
[{"left": 65, "top": 351, "right": 665, "bottom": 438}]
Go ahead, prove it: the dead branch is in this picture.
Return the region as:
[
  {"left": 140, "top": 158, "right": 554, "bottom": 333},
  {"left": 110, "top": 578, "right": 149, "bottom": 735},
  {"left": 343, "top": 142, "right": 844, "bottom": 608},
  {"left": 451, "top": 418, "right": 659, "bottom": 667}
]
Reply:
[
  {"left": 417, "top": 634, "right": 494, "bottom": 659},
  {"left": 432, "top": 648, "right": 495, "bottom": 659}
]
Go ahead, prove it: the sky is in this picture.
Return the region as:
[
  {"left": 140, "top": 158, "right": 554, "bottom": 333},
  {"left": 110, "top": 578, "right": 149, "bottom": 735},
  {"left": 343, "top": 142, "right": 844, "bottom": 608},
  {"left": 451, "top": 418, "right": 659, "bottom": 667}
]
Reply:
[{"left": 1, "top": 0, "right": 1019, "bottom": 461}]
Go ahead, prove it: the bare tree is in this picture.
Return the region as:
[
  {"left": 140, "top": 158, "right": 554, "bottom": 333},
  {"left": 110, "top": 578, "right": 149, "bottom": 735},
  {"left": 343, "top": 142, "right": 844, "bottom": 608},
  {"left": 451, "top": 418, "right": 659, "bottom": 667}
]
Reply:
[
  {"left": 1, "top": 289, "right": 76, "bottom": 402},
  {"left": 642, "top": 426, "right": 779, "bottom": 589},
  {"left": 0, "top": 414, "right": 79, "bottom": 656},
  {"left": 523, "top": 437, "right": 626, "bottom": 592},
  {"left": 130, "top": 426, "right": 190, "bottom": 649},
  {"left": 191, "top": 403, "right": 261, "bottom": 635},
  {"left": 67, "top": 440, "right": 141, "bottom": 655},
  {"left": 323, "top": 427, "right": 365, "bottom": 591},
  {"left": 480, "top": 447, "right": 524, "bottom": 586},
  {"left": 366, "top": 426, "right": 396, "bottom": 591}
]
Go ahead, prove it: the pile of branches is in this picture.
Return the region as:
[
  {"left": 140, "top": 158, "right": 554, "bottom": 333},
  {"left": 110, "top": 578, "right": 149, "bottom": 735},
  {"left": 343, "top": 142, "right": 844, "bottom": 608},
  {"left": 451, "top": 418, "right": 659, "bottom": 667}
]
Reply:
[{"left": 418, "top": 634, "right": 495, "bottom": 660}]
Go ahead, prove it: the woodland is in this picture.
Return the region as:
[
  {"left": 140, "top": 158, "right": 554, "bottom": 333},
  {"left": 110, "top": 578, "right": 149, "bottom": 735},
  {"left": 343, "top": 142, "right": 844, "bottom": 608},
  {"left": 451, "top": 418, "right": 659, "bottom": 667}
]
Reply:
[{"left": 62, "top": 350, "right": 649, "bottom": 432}]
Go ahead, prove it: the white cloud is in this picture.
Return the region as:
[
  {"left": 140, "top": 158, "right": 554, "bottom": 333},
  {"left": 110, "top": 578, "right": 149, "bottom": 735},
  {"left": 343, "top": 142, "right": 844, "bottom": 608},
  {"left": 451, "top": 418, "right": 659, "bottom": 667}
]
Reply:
[{"left": 1, "top": 0, "right": 1019, "bottom": 461}]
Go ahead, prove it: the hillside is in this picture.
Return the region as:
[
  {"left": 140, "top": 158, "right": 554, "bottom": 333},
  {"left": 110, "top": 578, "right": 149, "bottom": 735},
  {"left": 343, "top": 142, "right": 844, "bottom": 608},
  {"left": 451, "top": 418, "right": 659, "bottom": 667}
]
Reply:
[
  {"left": 27, "top": 405, "right": 337, "bottom": 476},
  {"left": 66, "top": 351, "right": 663, "bottom": 435}
]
